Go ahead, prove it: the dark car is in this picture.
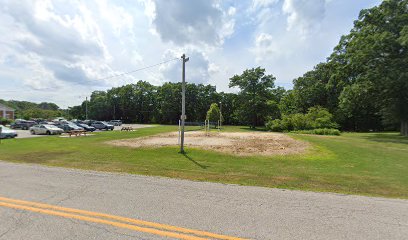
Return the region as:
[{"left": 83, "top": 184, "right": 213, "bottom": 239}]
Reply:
[
  {"left": 56, "top": 123, "right": 84, "bottom": 132},
  {"left": 10, "top": 120, "right": 37, "bottom": 130},
  {"left": 91, "top": 121, "right": 114, "bottom": 131},
  {"left": 75, "top": 123, "right": 96, "bottom": 132}
]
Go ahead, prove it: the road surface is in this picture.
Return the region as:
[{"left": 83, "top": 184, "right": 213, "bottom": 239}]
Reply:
[{"left": 0, "top": 161, "right": 407, "bottom": 239}]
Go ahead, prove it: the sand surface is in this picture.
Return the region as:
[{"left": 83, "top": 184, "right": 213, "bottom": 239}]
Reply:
[{"left": 108, "top": 131, "right": 308, "bottom": 156}]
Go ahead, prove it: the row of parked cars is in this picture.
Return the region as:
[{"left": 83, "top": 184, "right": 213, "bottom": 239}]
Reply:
[{"left": 1, "top": 119, "right": 123, "bottom": 137}]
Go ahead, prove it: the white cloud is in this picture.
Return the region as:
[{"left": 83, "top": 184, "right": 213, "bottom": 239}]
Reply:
[
  {"left": 282, "top": 0, "right": 327, "bottom": 36},
  {"left": 252, "top": 0, "right": 279, "bottom": 9},
  {"left": 144, "top": 0, "right": 235, "bottom": 47},
  {"left": 159, "top": 49, "right": 212, "bottom": 84},
  {"left": 0, "top": 0, "right": 382, "bottom": 107},
  {"left": 252, "top": 33, "right": 278, "bottom": 62}
]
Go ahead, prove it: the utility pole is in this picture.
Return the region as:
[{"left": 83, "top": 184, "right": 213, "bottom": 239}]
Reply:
[
  {"left": 219, "top": 101, "right": 222, "bottom": 130},
  {"left": 85, "top": 97, "right": 88, "bottom": 120},
  {"left": 180, "top": 54, "right": 189, "bottom": 153}
]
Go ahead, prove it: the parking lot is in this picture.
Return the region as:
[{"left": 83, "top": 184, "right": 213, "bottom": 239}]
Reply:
[{"left": 12, "top": 124, "right": 153, "bottom": 139}]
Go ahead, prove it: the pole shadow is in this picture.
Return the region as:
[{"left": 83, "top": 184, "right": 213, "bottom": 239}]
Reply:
[{"left": 181, "top": 153, "right": 208, "bottom": 169}]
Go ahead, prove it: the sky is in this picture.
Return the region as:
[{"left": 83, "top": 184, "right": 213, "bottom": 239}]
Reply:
[{"left": 0, "top": 0, "right": 381, "bottom": 108}]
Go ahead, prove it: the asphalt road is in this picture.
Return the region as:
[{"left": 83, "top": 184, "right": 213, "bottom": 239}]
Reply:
[{"left": 0, "top": 161, "right": 407, "bottom": 240}]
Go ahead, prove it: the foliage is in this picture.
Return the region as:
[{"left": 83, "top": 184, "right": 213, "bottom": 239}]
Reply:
[
  {"left": 19, "top": 109, "right": 62, "bottom": 120},
  {"left": 338, "top": 81, "right": 382, "bottom": 131},
  {"left": 206, "top": 103, "right": 223, "bottom": 122},
  {"left": 266, "top": 106, "right": 338, "bottom": 132},
  {"left": 0, "top": 117, "right": 11, "bottom": 125},
  {"left": 290, "top": 128, "right": 341, "bottom": 136},
  {"left": 229, "top": 67, "right": 280, "bottom": 128},
  {"left": 279, "top": 0, "right": 408, "bottom": 135},
  {"left": 0, "top": 99, "right": 63, "bottom": 120}
]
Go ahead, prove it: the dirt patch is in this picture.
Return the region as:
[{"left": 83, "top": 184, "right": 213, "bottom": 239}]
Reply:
[{"left": 108, "top": 131, "right": 308, "bottom": 156}]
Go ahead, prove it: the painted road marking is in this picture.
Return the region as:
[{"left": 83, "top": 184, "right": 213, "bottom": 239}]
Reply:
[{"left": 0, "top": 196, "right": 246, "bottom": 240}]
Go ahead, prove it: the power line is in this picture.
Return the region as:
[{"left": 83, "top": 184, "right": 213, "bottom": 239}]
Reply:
[{"left": 96, "top": 58, "right": 179, "bottom": 81}]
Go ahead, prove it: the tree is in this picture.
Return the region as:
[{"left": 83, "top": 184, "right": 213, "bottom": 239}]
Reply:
[
  {"left": 229, "top": 67, "right": 277, "bottom": 128},
  {"left": 206, "top": 103, "right": 223, "bottom": 123},
  {"left": 335, "top": 0, "right": 408, "bottom": 135},
  {"left": 339, "top": 81, "right": 382, "bottom": 131}
]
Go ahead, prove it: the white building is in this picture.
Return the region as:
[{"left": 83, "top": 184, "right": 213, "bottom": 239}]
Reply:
[{"left": 0, "top": 103, "right": 15, "bottom": 120}]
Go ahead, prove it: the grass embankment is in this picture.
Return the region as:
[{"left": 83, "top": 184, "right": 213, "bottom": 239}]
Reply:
[{"left": 0, "top": 125, "right": 407, "bottom": 198}]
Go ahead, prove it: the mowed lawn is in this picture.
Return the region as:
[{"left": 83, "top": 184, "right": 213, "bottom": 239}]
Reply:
[{"left": 0, "top": 125, "right": 407, "bottom": 198}]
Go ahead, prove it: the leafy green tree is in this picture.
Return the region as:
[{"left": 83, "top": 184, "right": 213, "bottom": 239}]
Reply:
[
  {"left": 339, "top": 81, "right": 382, "bottom": 131},
  {"left": 335, "top": 0, "right": 408, "bottom": 135},
  {"left": 88, "top": 91, "right": 110, "bottom": 120},
  {"left": 206, "top": 103, "right": 223, "bottom": 123},
  {"left": 229, "top": 67, "right": 277, "bottom": 128}
]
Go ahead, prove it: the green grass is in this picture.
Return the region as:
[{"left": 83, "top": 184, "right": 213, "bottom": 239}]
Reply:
[{"left": 0, "top": 126, "right": 407, "bottom": 199}]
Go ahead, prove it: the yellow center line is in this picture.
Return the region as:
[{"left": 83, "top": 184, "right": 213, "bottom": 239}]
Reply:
[
  {"left": 0, "top": 201, "right": 207, "bottom": 240},
  {"left": 0, "top": 196, "right": 247, "bottom": 240}
]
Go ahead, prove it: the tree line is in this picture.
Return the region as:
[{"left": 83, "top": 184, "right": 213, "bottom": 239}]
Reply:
[
  {"left": 3, "top": 1, "right": 407, "bottom": 136},
  {"left": 69, "top": 1, "right": 407, "bottom": 135},
  {"left": 0, "top": 99, "right": 66, "bottom": 121}
]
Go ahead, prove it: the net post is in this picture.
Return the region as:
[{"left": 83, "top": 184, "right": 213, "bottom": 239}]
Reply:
[{"left": 178, "top": 119, "right": 181, "bottom": 145}]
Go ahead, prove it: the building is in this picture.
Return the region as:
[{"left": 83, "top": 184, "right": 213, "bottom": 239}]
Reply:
[{"left": 0, "top": 103, "right": 15, "bottom": 120}]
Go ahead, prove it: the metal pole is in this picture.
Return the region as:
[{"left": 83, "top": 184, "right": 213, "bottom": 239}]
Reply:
[
  {"left": 219, "top": 102, "right": 222, "bottom": 130},
  {"left": 180, "top": 54, "right": 189, "bottom": 153},
  {"left": 178, "top": 119, "right": 181, "bottom": 145},
  {"left": 85, "top": 97, "right": 88, "bottom": 120}
]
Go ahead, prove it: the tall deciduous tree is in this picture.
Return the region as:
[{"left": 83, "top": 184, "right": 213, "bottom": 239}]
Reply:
[
  {"left": 337, "top": 0, "right": 408, "bottom": 135},
  {"left": 229, "top": 67, "right": 276, "bottom": 128}
]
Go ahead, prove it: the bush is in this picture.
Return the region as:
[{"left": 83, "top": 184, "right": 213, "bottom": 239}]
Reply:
[
  {"left": 0, "top": 118, "right": 11, "bottom": 125},
  {"left": 290, "top": 128, "right": 341, "bottom": 136},
  {"left": 266, "top": 106, "right": 339, "bottom": 132},
  {"left": 266, "top": 119, "right": 284, "bottom": 132}
]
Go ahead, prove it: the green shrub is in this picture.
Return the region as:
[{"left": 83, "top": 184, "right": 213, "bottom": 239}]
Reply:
[
  {"left": 290, "top": 128, "right": 341, "bottom": 136},
  {"left": 266, "top": 119, "right": 284, "bottom": 132},
  {"left": 0, "top": 118, "right": 11, "bottom": 125},
  {"left": 266, "top": 106, "right": 339, "bottom": 132},
  {"left": 306, "top": 106, "right": 339, "bottom": 129}
]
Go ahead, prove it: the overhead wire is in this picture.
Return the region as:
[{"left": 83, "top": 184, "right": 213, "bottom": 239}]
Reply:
[{"left": 95, "top": 58, "right": 180, "bottom": 81}]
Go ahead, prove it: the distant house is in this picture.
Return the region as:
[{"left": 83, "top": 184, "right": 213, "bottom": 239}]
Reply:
[{"left": 0, "top": 103, "right": 15, "bottom": 120}]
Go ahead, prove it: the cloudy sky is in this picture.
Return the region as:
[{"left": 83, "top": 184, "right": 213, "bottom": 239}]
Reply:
[{"left": 0, "top": 0, "right": 381, "bottom": 108}]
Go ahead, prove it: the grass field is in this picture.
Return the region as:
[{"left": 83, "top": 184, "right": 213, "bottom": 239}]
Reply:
[{"left": 0, "top": 125, "right": 407, "bottom": 199}]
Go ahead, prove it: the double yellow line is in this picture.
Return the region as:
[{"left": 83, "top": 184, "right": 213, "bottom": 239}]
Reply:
[{"left": 0, "top": 196, "right": 246, "bottom": 240}]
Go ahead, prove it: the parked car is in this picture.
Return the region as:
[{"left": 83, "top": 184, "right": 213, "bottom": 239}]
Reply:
[
  {"left": 29, "top": 124, "right": 64, "bottom": 135},
  {"left": 91, "top": 121, "right": 114, "bottom": 131},
  {"left": 75, "top": 123, "right": 96, "bottom": 132},
  {"left": 55, "top": 123, "right": 84, "bottom": 132},
  {"left": 39, "top": 121, "right": 56, "bottom": 125},
  {"left": 108, "top": 120, "right": 122, "bottom": 126},
  {"left": 10, "top": 120, "right": 37, "bottom": 130},
  {"left": 0, "top": 125, "right": 18, "bottom": 139}
]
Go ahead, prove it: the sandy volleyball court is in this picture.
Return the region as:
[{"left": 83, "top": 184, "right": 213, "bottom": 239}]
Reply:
[{"left": 108, "top": 131, "right": 308, "bottom": 156}]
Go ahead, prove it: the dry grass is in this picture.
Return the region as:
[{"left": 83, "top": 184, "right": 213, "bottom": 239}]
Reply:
[{"left": 108, "top": 131, "right": 309, "bottom": 156}]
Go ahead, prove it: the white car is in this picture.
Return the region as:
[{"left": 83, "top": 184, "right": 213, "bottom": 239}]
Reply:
[
  {"left": 29, "top": 124, "right": 64, "bottom": 135},
  {"left": 0, "top": 125, "right": 18, "bottom": 139},
  {"left": 108, "top": 120, "right": 122, "bottom": 126}
]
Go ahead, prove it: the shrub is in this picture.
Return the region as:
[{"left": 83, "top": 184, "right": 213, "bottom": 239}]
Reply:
[
  {"left": 266, "top": 106, "right": 339, "bottom": 132},
  {"left": 266, "top": 119, "right": 284, "bottom": 132},
  {"left": 0, "top": 118, "right": 11, "bottom": 125},
  {"left": 290, "top": 128, "right": 341, "bottom": 136},
  {"left": 306, "top": 106, "right": 339, "bottom": 129}
]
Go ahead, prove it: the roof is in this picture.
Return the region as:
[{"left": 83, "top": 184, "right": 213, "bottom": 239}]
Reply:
[{"left": 0, "top": 103, "right": 15, "bottom": 111}]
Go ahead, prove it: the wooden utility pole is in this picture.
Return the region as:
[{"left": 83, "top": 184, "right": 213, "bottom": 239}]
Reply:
[{"left": 180, "top": 54, "right": 189, "bottom": 153}]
